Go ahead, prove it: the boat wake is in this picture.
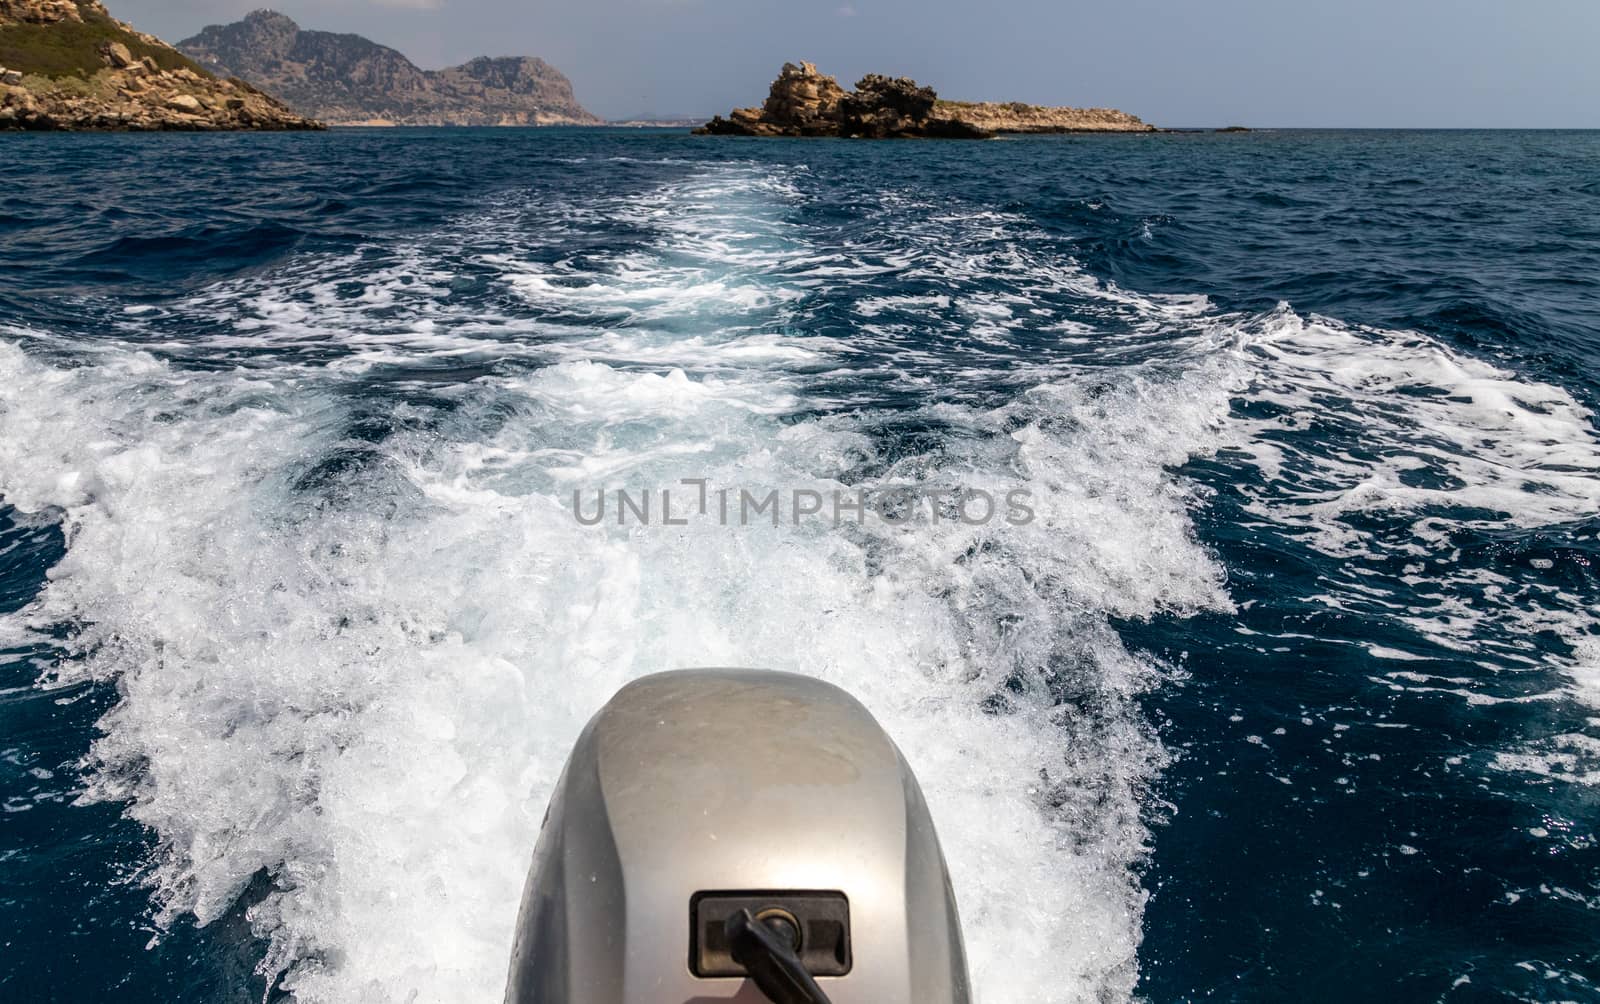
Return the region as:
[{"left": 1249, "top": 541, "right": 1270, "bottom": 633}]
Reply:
[{"left": 2, "top": 160, "right": 1596, "bottom": 1002}]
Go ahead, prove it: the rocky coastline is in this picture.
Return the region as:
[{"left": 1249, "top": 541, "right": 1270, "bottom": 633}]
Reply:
[
  {"left": 0, "top": 0, "right": 319, "bottom": 130},
  {"left": 936, "top": 100, "right": 1154, "bottom": 134},
  {"left": 697, "top": 62, "right": 1155, "bottom": 139}
]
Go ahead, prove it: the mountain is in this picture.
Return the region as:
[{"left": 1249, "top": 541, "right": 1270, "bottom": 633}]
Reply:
[
  {"left": 177, "top": 10, "right": 600, "bottom": 126},
  {"left": 0, "top": 0, "right": 319, "bottom": 130}
]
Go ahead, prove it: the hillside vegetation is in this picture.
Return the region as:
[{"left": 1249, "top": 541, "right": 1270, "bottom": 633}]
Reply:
[{"left": 0, "top": 3, "right": 204, "bottom": 79}]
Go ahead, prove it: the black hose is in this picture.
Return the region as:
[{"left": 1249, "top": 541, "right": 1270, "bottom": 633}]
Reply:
[{"left": 724, "top": 908, "right": 834, "bottom": 1004}]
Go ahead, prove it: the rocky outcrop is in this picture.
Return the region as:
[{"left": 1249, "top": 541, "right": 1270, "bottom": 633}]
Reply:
[
  {"left": 934, "top": 100, "right": 1156, "bottom": 134},
  {"left": 698, "top": 61, "right": 1156, "bottom": 139},
  {"left": 745, "top": 60, "right": 846, "bottom": 134},
  {"left": 0, "top": 0, "right": 320, "bottom": 129},
  {"left": 697, "top": 62, "right": 987, "bottom": 139},
  {"left": 0, "top": 0, "right": 83, "bottom": 23},
  {"left": 177, "top": 10, "right": 601, "bottom": 126}
]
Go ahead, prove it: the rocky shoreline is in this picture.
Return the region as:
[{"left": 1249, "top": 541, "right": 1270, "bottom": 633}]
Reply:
[
  {"left": 0, "top": 0, "right": 320, "bottom": 130},
  {"left": 697, "top": 62, "right": 1155, "bottom": 139}
]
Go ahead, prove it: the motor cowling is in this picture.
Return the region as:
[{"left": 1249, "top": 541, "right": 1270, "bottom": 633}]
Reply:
[{"left": 505, "top": 668, "right": 972, "bottom": 1004}]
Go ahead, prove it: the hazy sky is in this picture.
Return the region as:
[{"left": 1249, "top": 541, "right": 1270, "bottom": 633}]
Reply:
[{"left": 114, "top": 0, "right": 1599, "bottom": 125}]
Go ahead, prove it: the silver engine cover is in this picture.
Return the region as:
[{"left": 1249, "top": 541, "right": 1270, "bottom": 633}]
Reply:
[{"left": 505, "top": 668, "right": 971, "bottom": 1003}]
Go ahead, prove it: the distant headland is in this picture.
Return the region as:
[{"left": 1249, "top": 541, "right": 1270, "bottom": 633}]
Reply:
[
  {"left": 0, "top": 0, "right": 318, "bottom": 130},
  {"left": 696, "top": 62, "right": 1156, "bottom": 139},
  {"left": 177, "top": 10, "right": 601, "bottom": 127}
]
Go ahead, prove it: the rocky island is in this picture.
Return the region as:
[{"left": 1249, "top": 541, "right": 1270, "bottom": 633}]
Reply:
[
  {"left": 0, "top": 0, "right": 319, "bottom": 130},
  {"left": 178, "top": 10, "right": 600, "bottom": 127},
  {"left": 697, "top": 62, "right": 1154, "bottom": 139},
  {"left": 697, "top": 62, "right": 986, "bottom": 138}
]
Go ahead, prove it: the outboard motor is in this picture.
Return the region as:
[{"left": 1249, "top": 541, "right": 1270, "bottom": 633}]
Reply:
[{"left": 506, "top": 668, "right": 972, "bottom": 1004}]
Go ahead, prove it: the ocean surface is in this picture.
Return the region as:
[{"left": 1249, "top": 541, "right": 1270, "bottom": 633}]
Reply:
[{"left": 1, "top": 128, "right": 1597, "bottom": 1002}]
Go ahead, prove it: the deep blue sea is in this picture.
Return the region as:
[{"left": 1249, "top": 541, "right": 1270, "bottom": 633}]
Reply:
[{"left": 1, "top": 128, "right": 1597, "bottom": 1002}]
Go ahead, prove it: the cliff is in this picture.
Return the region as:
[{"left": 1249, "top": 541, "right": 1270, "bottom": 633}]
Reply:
[
  {"left": 0, "top": 0, "right": 320, "bottom": 129},
  {"left": 696, "top": 62, "right": 988, "bottom": 139},
  {"left": 936, "top": 100, "right": 1155, "bottom": 134},
  {"left": 177, "top": 10, "right": 600, "bottom": 126}
]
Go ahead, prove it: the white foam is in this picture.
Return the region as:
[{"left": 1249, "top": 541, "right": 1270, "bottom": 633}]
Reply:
[
  {"left": 1217, "top": 307, "right": 1600, "bottom": 689},
  {"left": 0, "top": 164, "right": 1239, "bottom": 1003},
  {"left": 0, "top": 334, "right": 1231, "bottom": 1001},
  {"left": 1231, "top": 307, "right": 1600, "bottom": 540}
]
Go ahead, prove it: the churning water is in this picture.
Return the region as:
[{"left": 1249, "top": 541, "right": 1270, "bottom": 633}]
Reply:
[{"left": 2, "top": 129, "right": 1597, "bottom": 1001}]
